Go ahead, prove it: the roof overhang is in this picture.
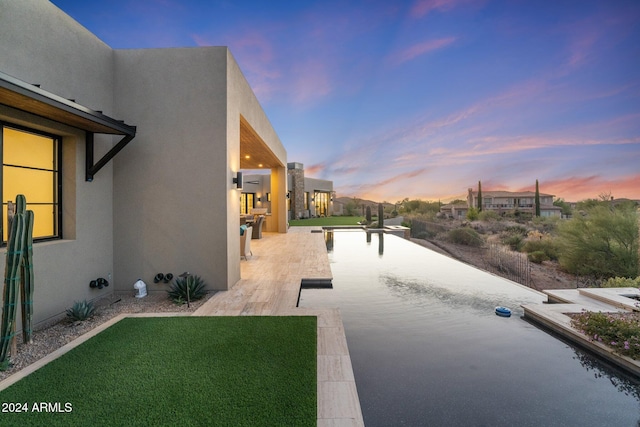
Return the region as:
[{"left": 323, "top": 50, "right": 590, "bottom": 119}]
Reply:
[
  {"left": 0, "top": 70, "right": 136, "bottom": 181},
  {"left": 239, "top": 115, "right": 282, "bottom": 170}
]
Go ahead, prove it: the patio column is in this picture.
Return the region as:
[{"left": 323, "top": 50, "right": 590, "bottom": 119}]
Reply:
[{"left": 270, "top": 166, "right": 288, "bottom": 233}]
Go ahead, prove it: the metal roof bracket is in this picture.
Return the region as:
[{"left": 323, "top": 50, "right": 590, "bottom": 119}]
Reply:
[{"left": 85, "top": 131, "right": 136, "bottom": 181}]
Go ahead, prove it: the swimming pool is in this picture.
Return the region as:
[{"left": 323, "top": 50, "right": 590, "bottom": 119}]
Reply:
[{"left": 299, "top": 230, "right": 640, "bottom": 426}]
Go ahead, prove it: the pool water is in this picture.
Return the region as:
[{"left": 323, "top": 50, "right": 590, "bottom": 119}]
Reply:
[{"left": 299, "top": 230, "right": 640, "bottom": 426}]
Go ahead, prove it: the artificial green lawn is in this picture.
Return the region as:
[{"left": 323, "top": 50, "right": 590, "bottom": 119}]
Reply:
[
  {"left": 0, "top": 316, "right": 317, "bottom": 426},
  {"left": 289, "top": 216, "right": 364, "bottom": 226}
]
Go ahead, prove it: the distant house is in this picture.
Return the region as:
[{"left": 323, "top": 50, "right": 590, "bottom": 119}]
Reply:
[
  {"left": 440, "top": 188, "right": 562, "bottom": 218},
  {"left": 439, "top": 203, "right": 469, "bottom": 219},
  {"left": 467, "top": 188, "right": 561, "bottom": 217},
  {"left": 287, "top": 163, "right": 334, "bottom": 219}
]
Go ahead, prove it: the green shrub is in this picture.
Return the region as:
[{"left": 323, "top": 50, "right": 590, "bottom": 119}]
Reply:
[
  {"left": 478, "top": 210, "right": 500, "bottom": 221},
  {"left": 531, "top": 215, "right": 560, "bottom": 233},
  {"left": 502, "top": 233, "right": 523, "bottom": 251},
  {"left": 557, "top": 204, "right": 638, "bottom": 278},
  {"left": 447, "top": 227, "right": 483, "bottom": 247},
  {"left": 66, "top": 300, "right": 96, "bottom": 322},
  {"left": 505, "top": 225, "right": 528, "bottom": 235},
  {"left": 601, "top": 277, "right": 640, "bottom": 288},
  {"left": 571, "top": 311, "right": 640, "bottom": 360},
  {"left": 466, "top": 207, "right": 479, "bottom": 221},
  {"left": 528, "top": 251, "right": 549, "bottom": 264},
  {"left": 522, "top": 238, "right": 559, "bottom": 260},
  {"left": 167, "top": 275, "right": 208, "bottom": 303}
]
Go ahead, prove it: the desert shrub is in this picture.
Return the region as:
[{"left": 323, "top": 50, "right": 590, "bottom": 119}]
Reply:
[
  {"left": 571, "top": 311, "right": 640, "bottom": 360},
  {"left": 601, "top": 277, "right": 640, "bottom": 288},
  {"left": 500, "top": 225, "right": 529, "bottom": 250},
  {"left": 168, "top": 275, "right": 208, "bottom": 303},
  {"left": 414, "top": 230, "right": 436, "bottom": 240},
  {"left": 505, "top": 225, "right": 528, "bottom": 235},
  {"left": 466, "top": 207, "right": 479, "bottom": 221},
  {"left": 478, "top": 210, "right": 500, "bottom": 221},
  {"left": 66, "top": 300, "right": 96, "bottom": 322},
  {"left": 557, "top": 204, "right": 638, "bottom": 279},
  {"left": 528, "top": 251, "right": 549, "bottom": 264},
  {"left": 501, "top": 233, "right": 523, "bottom": 251},
  {"left": 522, "top": 238, "right": 559, "bottom": 261},
  {"left": 447, "top": 227, "right": 483, "bottom": 247},
  {"left": 531, "top": 215, "right": 560, "bottom": 233}
]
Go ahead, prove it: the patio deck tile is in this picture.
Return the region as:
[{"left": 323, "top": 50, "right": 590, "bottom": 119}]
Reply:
[{"left": 194, "top": 226, "right": 364, "bottom": 426}]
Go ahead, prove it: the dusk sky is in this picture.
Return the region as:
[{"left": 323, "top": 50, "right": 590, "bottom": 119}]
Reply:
[{"left": 51, "top": 0, "right": 639, "bottom": 203}]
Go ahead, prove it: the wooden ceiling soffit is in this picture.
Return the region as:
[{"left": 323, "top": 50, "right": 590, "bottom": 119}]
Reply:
[{"left": 239, "top": 115, "right": 282, "bottom": 169}]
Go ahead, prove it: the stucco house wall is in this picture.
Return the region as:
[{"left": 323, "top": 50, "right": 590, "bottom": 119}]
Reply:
[
  {"left": 0, "top": 0, "right": 288, "bottom": 327},
  {"left": 0, "top": 0, "right": 117, "bottom": 326},
  {"left": 112, "top": 47, "right": 232, "bottom": 292},
  {"left": 112, "top": 47, "right": 287, "bottom": 292}
]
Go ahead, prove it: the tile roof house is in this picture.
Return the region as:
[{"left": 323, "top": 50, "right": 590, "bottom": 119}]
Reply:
[{"left": 467, "top": 188, "right": 562, "bottom": 217}]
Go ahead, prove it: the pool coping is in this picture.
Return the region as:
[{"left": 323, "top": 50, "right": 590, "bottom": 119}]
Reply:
[{"left": 522, "top": 288, "right": 640, "bottom": 378}]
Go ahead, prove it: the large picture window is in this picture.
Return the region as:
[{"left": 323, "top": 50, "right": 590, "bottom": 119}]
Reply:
[{"left": 2, "top": 123, "right": 61, "bottom": 243}]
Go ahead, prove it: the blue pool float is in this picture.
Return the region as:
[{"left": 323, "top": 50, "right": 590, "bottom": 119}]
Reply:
[{"left": 495, "top": 306, "right": 512, "bottom": 317}]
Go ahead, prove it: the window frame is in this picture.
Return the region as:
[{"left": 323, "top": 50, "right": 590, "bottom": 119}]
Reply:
[
  {"left": 240, "top": 192, "right": 255, "bottom": 215},
  {"left": 1, "top": 121, "right": 62, "bottom": 245}
]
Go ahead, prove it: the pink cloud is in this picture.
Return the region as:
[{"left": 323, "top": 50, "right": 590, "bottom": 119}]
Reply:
[
  {"left": 410, "top": 0, "right": 486, "bottom": 19},
  {"left": 305, "top": 163, "right": 327, "bottom": 176},
  {"left": 388, "top": 37, "right": 457, "bottom": 66},
  {"left": 410, "top": 0, "right": 461, "bottom": 18},
  {"left": 530, "top": 175, "right": 640, "bottom": 202}
]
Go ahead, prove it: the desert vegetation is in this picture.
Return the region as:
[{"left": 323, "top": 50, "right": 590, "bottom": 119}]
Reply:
[{"left": 401, "top": 196, "right": 639, "bottom": 287}]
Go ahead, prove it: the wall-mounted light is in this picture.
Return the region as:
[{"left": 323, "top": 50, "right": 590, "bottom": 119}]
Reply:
[
  {"left": 311, "top": 196, "right": 315, "bottom": 202},
  {"left": 286, "top": 192, "right": 290, "bottom": 199},
  {"left": 233, "top": 171, "right": 243, "bottom": 189},
  {"left": 267, "top": 192, "right": 271, "bottom": 202},
  {"left": 257, "top": 197, "right": 262, "bottom": 202}
]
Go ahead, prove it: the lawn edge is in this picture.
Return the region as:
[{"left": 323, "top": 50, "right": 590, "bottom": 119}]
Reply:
[{"left": 0, "top": 312, "right": 192, "bottom": 392}]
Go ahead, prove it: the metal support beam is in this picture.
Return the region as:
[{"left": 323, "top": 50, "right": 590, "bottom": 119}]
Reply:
[{"left": 85, "top": 131, "right": 136, "bottom": 181}]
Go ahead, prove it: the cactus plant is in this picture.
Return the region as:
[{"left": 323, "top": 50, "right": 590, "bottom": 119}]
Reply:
[
  {"left": 1, "top": 208, "right": 25, "bottom": 364},
  {"left": 378, "top": 203, "right": 384, "bottom": 228},
  {"left": 1, "top": 194, "right": 35, "bottom": 366},
  {"left": 365, "top": 206, "right": 371, "bottom": 224},
  {"left": 20, "top": 208, "right": 34, "bottom": 343}
]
